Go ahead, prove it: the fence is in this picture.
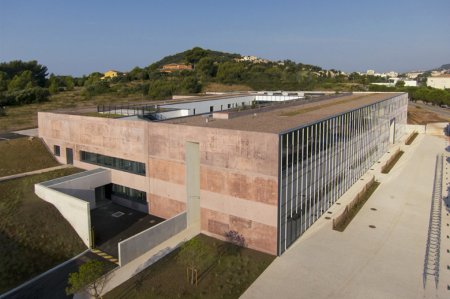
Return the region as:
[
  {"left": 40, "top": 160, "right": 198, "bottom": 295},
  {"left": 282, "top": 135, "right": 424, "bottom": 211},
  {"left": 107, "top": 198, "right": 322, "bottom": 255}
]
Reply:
[
  {"left": 332, "top": 176, "right": 375, "bottom": 230},
  {"left": 118, "top": 211, "right": 187, "bottom": 266}
]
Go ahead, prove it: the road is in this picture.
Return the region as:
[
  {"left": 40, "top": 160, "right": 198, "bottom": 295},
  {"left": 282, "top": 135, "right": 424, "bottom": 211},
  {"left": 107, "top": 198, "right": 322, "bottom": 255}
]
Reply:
[
  {"left": 1, "top": 251, "right": 116, "bottom": 299},
  {"left": 410, "top": 102, "right": 450, "bottom": 119}
]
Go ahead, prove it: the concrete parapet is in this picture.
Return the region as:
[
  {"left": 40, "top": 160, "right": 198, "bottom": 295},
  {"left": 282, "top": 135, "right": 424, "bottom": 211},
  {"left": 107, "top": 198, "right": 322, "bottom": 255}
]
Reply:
[
  {"left": 35, "top": 183, "right": 92, "bottom": 247},
  {"left": 118, "top": 212, "right": 187, "bottom": 266}
]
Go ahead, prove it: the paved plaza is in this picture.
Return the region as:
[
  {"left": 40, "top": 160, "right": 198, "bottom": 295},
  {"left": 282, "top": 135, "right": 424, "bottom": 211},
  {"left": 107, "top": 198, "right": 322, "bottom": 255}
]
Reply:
[{"left": 242, "top": 132, "right": 450, "bottom": 299}]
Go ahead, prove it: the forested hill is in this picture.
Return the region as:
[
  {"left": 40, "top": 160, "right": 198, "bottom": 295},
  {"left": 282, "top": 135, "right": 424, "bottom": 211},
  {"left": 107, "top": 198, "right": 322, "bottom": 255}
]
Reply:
[
  {"left": 150, "top": 47, "right": 240, "bottom": 68},
  {"left": 2, "top": 47, "right": 450, "bottom": 111},
  {"left": 438, "top": 64, "right": 450, "bottom": 70}
]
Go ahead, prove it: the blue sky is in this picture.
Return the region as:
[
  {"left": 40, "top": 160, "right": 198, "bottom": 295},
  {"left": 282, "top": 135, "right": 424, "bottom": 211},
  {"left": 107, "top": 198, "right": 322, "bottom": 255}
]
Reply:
[{"left": 1, "top": 0, "right": 449, "bottom": 76}]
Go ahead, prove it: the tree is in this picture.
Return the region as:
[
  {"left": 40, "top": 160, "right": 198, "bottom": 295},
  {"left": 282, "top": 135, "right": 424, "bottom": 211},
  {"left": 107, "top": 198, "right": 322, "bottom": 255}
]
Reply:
[
  {"left": 66, "top": 260, "right": 108, "bottom": 299},
  {"left": 0, "top": 60, "right": 48, "bottom": 87},
  {"left": 48, "top": 77, "right": 59, "bottom": 94},
  {"left": 64, "top": 76, "right": 75, "bottom": 90},
  {"left": 395, "top": 80, "right": 405, "bottom": 88},
  {"left": 216, "top": 62, "right": 246, "bottom": 84},
  {"left": 224, "top": 230, "right": 246, "bottom": 255},
  {"left": 7, "top": 70, "right": 34, "bottom": 91},
  {"left": 176, "top": 238, "right": 214, "bottom": 286},
  {"left": 185, "top": 47, "right": 208, "bottom": 65},
  {"left": 0, "top": 71, "right": 7, "bottom": 92},
  {"left": 195, "top": 57, "right": 217, "bottom": 79}
]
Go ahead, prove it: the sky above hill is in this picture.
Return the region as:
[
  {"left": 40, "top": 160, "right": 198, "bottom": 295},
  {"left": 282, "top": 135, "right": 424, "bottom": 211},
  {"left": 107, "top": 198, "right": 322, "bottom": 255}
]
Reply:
[{"left": 1, "top": 0, "right": 449, "bottom": 76}]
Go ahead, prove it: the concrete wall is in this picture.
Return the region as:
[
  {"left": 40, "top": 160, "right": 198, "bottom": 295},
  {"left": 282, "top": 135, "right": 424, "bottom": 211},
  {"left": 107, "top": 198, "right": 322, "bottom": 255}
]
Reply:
[
  {"left": 46, "top": 168, "right": 111, "bottom": 209},
  {"left": 147, "top": 123, "right": 279, "bottom": 254},
  {"left": 155, "top": 109, "right": 189, "bottom": 120},
  {"left": 38, "top": 112, "right": 150, "bottom": 204},
  {"left": 35, "top": 184, "right": 91, "bottom": 247},
  {"left": 160, "top": 95, "right": 255, "bottom": 115},
  {"left": 118, "top": 212, "right": 187, "bottom": 266},
  {"left": 38, "top": 112, "right": 280, "bottom": 255},
  {"left": 255, "top": 95, "right": 302, "bottom": 102}
]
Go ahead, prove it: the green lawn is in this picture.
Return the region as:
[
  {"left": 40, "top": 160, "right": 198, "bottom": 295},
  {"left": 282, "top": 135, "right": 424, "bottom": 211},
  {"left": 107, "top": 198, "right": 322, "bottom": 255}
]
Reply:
[
  {"left": 105, "top": 234, "right": 275, "bottom": 299},
  {"left": 0, "top": 168, "right": 86, "bottom": 293},
  {"left": 0, "top": 87, "right": 152, "bottom": 133},
  {"left": 0, "top": 137, "right": 59, "bottom": 177}
]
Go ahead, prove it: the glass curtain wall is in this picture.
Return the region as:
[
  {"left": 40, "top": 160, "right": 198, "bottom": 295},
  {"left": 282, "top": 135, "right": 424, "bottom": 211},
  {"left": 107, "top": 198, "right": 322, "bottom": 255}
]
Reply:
[{"left": 278, "top": 93, "right": 408, "bottom": 254}]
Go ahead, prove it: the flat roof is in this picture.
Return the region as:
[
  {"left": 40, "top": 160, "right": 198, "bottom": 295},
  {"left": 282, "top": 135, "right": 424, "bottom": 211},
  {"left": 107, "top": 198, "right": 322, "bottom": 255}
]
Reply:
[{"left": 163, "top": 92, "right": 405, "bottom": 134}]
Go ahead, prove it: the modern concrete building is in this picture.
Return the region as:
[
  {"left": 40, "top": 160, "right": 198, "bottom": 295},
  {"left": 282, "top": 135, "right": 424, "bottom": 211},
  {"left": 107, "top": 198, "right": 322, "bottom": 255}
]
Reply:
[{"left": 38, "top": 92, "right": 408, "bottom": 255}]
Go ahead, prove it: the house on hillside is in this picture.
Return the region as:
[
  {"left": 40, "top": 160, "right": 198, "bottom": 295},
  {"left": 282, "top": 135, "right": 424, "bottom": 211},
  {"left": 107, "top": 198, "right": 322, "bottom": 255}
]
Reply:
[
  {"left": 101, "top": 70, "right": 123, "bottom": 80},
  {"left": 160, "top": 63, "right": 193, "bottom": 73}
]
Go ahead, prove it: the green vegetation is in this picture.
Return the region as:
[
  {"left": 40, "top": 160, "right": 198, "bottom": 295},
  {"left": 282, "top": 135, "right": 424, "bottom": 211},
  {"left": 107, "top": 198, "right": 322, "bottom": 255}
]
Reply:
[
  {"left": 381, "top": 151, "right": 404, "bottom": 174},
  {"left": 369, "top": 84, "right": 450, "bottom": 106},
  {"left": 105, "top": 234, "right": 275, "bottom": 299},
  {"left": 0, "top": 137, "right": 59, "bottom": 177},
  {"left": 0, "top": 168, "right": 86, "bottom": 293},
  {"left": 279, "top": 94, "right": 367, "bottom": 117},
  {"left": 82, "top": 112, "right": 124, "bottom": 118},
  {"left": 0, "top": 60, "right": 51, "bottom": 106},
  {"left": 177, "top": 237, "right": 215, "bottom": 286},
  {"left": 66, "top": 260, "right": 109, "bottom": 299},
  {"left": 333, "top": 181, "right": 380, "bottom": 232},
  {"left": 1, "top": 48, "right": 448, "bottom": 133}
]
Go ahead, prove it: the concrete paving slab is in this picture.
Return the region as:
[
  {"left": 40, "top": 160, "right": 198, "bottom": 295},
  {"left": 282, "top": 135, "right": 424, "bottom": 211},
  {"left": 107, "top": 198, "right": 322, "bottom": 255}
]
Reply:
[{"left": 242, "top": 134, "right": 449, "bottom": 299}]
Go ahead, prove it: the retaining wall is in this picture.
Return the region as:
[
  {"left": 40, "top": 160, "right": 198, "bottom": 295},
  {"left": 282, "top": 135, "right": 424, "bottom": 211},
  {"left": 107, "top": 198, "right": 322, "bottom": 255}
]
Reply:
[
  {"left": 34, "top": 184, "right": 91, "bottom": 247},
  {"left": 118, "top": 212, "right": 187, "bottom": 266}
]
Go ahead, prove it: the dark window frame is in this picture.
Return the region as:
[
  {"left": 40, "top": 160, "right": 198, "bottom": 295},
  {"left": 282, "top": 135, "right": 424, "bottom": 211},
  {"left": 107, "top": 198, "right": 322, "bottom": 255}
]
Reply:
[
  {"left": 54, "top": 145, "right": 60, "bottom": 156},
  {"left": 80, "top": 150, "right": 146, "bottom": 176}
]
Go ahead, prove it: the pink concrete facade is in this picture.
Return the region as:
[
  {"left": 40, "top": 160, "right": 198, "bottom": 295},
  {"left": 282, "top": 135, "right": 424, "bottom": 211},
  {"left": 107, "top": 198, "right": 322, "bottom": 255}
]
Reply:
[{"left": 38, "top": 112, "right": 279, "bottom": 255}]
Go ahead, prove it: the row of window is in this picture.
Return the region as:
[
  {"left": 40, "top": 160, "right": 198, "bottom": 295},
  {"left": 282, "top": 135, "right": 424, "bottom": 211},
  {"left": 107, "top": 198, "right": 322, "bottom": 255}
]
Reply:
[
  {"left": 111, "top": 183, "right": 147, "bottom": 204},
  {"left": 80, "top": 151, "right": 146, "bottom": 175},
  {"left": 278, "top": 94, "right": 408, "bottom": 254}
]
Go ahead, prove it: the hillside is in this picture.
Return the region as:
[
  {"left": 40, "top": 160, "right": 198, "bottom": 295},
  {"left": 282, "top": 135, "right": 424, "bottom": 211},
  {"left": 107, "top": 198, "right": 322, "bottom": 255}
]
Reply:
[
  {"left": 150, "top": 47, "right": 241, "bottom": 68},
  {"left": 438, "top": 64, "right": 450, "bottom": 70}
]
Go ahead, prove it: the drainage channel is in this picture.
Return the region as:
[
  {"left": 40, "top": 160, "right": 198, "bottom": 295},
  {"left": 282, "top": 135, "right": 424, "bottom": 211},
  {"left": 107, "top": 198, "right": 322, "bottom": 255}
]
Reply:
[{"left": 423, "top": 154, "right": 443, "bottom": 289}]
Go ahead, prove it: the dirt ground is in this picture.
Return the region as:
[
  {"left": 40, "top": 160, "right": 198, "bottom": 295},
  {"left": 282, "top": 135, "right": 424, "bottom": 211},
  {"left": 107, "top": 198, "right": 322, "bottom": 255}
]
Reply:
[{"left": 407, "top": 104, "right": 450, "bottom": 125}]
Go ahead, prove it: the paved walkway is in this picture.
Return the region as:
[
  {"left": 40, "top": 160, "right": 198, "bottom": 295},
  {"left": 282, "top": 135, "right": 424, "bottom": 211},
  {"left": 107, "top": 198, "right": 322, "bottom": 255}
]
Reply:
[
  {"left": 242, "top": 133, "right": 449, "bottom": 299},
  {"left": 0, "top": 165, "right": 71, "bottom": 183},
  {"left": 1, "top": 251, "right": 116, "bottom": 299}
]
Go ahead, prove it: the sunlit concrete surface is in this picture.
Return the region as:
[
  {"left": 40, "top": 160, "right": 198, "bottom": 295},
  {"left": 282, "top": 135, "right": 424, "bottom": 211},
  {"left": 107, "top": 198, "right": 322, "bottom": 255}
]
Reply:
[{"left": 242, "top": 133, "right": 450, "bottom": 299}]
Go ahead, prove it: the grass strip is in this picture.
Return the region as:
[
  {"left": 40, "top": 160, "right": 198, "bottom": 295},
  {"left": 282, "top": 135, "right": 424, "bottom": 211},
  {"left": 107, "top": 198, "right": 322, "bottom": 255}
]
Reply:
[
  {"left": 381, "top": 150, "right": 404, "bottom": 174},
  {"left": 0, "top": 138, "right": 59, "bottom": 177},
  {"left": 333, "top": 181, "right": 380, "bottom": 232},
  {"left": 104, "top": 234, "right": 274, "bottom": 299},
  {"left": 279, "top": 94, "right": 370, "bottom": 117}
]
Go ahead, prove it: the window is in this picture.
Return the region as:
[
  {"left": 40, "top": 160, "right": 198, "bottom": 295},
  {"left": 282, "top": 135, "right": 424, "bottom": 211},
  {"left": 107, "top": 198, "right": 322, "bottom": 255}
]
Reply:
[
  {"left": 111, "top": 184, "right": 147, "bottom": 204},
  {"left": 80, "top": 151, "right": 146, "bottom": 175},
  {"left": 54, "top": 145, "right": 60, "bottom": 156}
]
